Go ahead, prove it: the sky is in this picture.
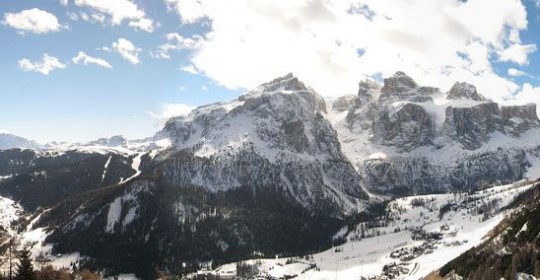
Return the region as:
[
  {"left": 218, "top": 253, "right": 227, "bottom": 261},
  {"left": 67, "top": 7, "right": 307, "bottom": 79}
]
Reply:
[{"left": 2, "top": 0, "right": 540, "bottom": 143}]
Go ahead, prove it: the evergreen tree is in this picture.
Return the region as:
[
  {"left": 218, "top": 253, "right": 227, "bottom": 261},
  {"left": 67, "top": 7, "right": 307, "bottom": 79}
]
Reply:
[{"left": 14, "top": 249, "right": 36, "bottom": 280}]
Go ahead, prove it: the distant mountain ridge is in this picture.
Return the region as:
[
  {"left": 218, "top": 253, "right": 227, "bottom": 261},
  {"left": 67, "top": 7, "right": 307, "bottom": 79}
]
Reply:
[{"left": 0, "top": 133, "right": 41, "bottom": 150}]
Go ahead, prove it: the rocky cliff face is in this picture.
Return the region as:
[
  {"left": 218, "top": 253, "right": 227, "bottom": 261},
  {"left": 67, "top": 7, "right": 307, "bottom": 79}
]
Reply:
[
  {"left": 443, "top": 102, "right": 503, "bottom": 150},
  {"left": 336, "top": 71, "right": 540, "bottom": 195},
  {"left": 158, "top": 73, "right": 367, "bottom": 212},
  {"left": 501, "top": 103, "right": 540, "bottom": 136},
  {"left": 372, "top": 103, "right": 435, "bottom": 151},
  {"left": 331, "top": 95, "right": 356, "bottom": 112}
]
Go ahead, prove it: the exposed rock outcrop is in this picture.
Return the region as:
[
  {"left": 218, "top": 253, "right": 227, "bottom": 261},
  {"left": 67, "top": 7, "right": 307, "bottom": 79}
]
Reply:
[
  {"left": 446, "top": 82, "right": 486, "bottom": 101},
  {"left": 337, "top": 71, "right": 540, "bottom": 196},
  {"left": 159, "top": 73, "right": 368, "bottom": 210},
  {"left": 443, "top": 102, "right": 503, "bottom": 150},
  {"left": 372, "top": 103, "right": 435, "bottom": 151},
  {"left": 332, "top": 95, "right": 356, "bottom": 112},
  {"left": 501, "top": 103, "right": 540, "bottom": 136},
  {"left": 380, "top": 71, "right": 418, "bottom": 99}
]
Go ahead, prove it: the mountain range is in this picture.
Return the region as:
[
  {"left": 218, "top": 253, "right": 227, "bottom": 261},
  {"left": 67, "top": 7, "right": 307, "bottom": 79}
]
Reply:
[{"left": 1, "top": 72, "right": 540, "bottom": 278}]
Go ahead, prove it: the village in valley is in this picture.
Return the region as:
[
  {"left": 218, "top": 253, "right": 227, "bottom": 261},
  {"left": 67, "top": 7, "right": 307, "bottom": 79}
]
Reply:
[{"left": 187, "top": 181, "right": 535, "bottom": 280}]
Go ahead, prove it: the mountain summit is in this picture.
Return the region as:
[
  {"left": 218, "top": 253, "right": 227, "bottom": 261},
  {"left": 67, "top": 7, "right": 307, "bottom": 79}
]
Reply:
[
  {"left": 336, "top": 71, "right": 540, "bottom": 195},
  {"left": 0, "top": 133, "right": 41, "bottom": 150}
]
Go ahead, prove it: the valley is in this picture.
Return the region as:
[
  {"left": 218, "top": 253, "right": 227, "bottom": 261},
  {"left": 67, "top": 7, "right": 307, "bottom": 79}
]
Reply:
[{"left": 187, "top": 181, "right": 537, "bottom": 279}]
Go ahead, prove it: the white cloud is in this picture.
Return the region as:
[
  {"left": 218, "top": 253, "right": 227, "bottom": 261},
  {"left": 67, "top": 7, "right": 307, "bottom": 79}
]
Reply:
[
  {"left": 68, "top": 11, "right": 107, "bottom": 24},
  {"left": 73, "top": 0, "right": 155, "bottom": 32},
  {"left": 508, "top": 68, "right": 527, "bottom": 77},
  {"left": 18, "top": 53, "right": 66, "bottom": 75},
  {"left": 512, "top": 84, "right": 540, "bottom": 115},
  {"left": 180, "top": 65, "right": 199, "bottom": 75},
  {"left": 60, "top": 0, "right": 69, "bottom": 6},
  {"left": 67, "top": 12, "right": 79, "bottom": 21},
  {"left": 148, "top": 103, "right": 194, "bottom": 122},
  {"left": 497, "top": 43, "right": 537, "bottom": 65},
  {"left": 3, "top": 8, "right": 65, "bottom": 34},
  {"left": 152, "top": 33, "right": 204, "bottom": 59},
  {"left": 163, "top": 0, "right": 534, "bottom": 101},
  {"left": 72, "top": 51, "right": 112, "bottom": 68},
  {"left": 112, "top": 38, "right": 141, "bottom": 64},
  {"left": 201, "top": 86, "right": 208, "bottom": 91},
  {"left": 128, "top": 18, "right": 154, "bottom": 32},
  {"left": 90, "top": 12, "right": 106, "bottom": 23}
]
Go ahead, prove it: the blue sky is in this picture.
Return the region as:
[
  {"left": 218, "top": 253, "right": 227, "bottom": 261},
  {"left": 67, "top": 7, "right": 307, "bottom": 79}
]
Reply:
[
  {"left": 0, "top": 0, "right": 240, "bottom": 142},
  {"left": 2, "top": 0, "right": 540, "bottom": 143}
]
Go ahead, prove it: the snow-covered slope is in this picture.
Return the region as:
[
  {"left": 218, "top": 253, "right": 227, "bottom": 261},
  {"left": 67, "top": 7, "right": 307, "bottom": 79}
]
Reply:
[
  {"left": 0, "top": 133, "right": 41, "bottom": 150},
  {"left": 191, "top": 181, "right": 536, "bottom": 280},
  {"left": 156, "top": 73, "right": 368, "bottom": 212},
  {"left": 4, "top": 75, "right": 372, "bottom": 278},
  {"left": 333, "top": 71, "right": 540, "bottom": 195},
  {"left": 42, "top": 135, "right": 171, "bottom": 156}
]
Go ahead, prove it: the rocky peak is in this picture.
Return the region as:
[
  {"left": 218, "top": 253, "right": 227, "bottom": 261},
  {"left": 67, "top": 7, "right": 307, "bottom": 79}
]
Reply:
[
  {"left": 446, "top": 82, "right": 486, "bottom": 101},
  {"left": 256, "top": 73, "right": 310, "bottom": 93},
  {"left": 380, "top": 71, "right": 418, "bottom": 99},
  {"left": 356, "top": 79, "right": 379, "bottom": 106},
  {"left": 87, "top": 135, "right": 128, "bottom": 147},
  {"left": 372, "top": 103, "right": 435, "bottom": 151},
  {"left": 358, "top": 79, "right": 380, "bottom": 97},
  {"left": 160, "top": 74, "right": 334, "bottom": 155},
  {"left": 331, "top": 95, "right": 356, "bottom": 113}
]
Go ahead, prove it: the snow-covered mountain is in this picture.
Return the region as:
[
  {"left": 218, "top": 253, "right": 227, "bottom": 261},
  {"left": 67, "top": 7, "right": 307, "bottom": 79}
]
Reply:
[
  {"left": 2, "top": 72, "right": 540, "bottom": 278},
  {"left": 155, "top": 73, "right": 368, "bottom": 212},
  {"left": 0, "top": 133, "right": 41, "bottom": 150},
  {"left": 333, "top": 71, "right": 540, "bottom": 195},
  {"left": 0, "top": 74, "right": 370, "bottom": 278}
]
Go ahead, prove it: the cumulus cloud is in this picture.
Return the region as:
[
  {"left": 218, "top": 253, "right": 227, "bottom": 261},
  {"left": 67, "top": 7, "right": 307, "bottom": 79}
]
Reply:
[
  {"left": 163, "top": 0, "right": 535, "bottom": 101},
  {"left": 18, "top": 54, "right": 66, "bottom": 75},
  {"left": 152, "top": 33, "right": 204, "bottom": 59},
  {"left": 497, "top": 43, "right": 537, "bottom": 66},
  {"left": 3, "top": 8, "right": 65, "bottom": 34},
  {"left": 512, "top": 84, "right": 540, "bottom": 115},
  {"left": 72, "top": 51, "right": 112, "bottom": 68},
  {"left": 508, "top": 68, "right": 527, "bottom": 77},
  {"left": 112, "top": 38, "right": 141, "bottom": 64},
  {"left": 73, "top": 0, "right": 155, "bottom": 32},
  {"left": 148, "top": 103, "right": 194, "bottom": 122},
  {"left": 128, "top": 18, "right": 154, "bottom": 32}
]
